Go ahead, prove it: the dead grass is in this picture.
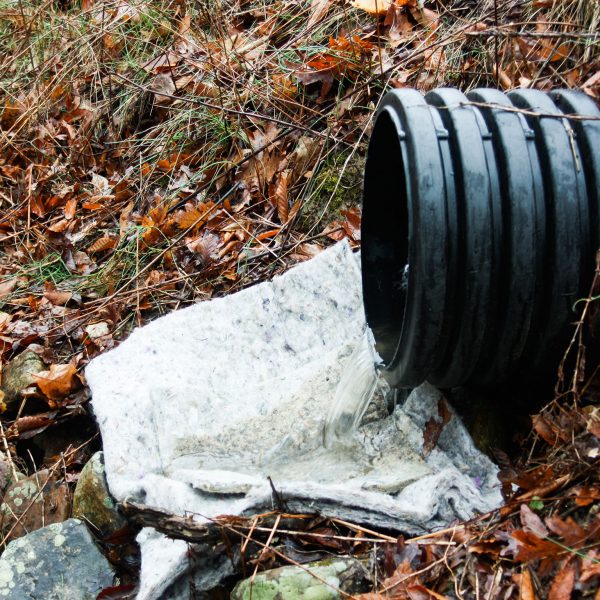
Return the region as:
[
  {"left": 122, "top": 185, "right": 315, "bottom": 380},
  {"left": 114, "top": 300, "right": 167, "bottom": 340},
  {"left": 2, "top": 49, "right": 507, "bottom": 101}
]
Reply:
[{"left": 0, "top": 0, "right": 598, "bottom": 591}]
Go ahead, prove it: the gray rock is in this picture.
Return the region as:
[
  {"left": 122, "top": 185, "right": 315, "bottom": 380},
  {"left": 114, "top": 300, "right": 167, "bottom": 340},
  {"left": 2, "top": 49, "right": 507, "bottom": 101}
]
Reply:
[
  {"left": 0, "top": 469, "right": 70, "bottom": 540},
  {"left": 0, "top": 469, "right": 70, "bottom": 541},
  {"left": 0, "top": 518, "right": 115, "bottom": 599},
  {"left": 231, "top": 558, "right": 370, "bottom": 600},
  {"left": 0, "top": 351, "right": 45, "bottom": 407},
  {"left": 73, "top": 452, "right": 127, "bottom": 536}
]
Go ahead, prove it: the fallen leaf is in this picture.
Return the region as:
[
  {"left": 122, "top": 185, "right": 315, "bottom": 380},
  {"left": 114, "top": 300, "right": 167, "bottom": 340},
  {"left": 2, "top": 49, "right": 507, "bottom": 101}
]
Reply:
[
  {"left": 532, "top": 413, "right": 558, "bottom": 445},
  {"left": 43, "top": 288, "right": 73, "bottom": 306},
  {"left": 548, "top": 559, "right": 576, "bottom": 600},
  {"left": 520, "top": 504, "right": 549, "bottom": 538},
  {"left": 271, "top": 170, "right": 290, "bottom": 223},
  {"left": 307, "top": 0, "right": 332, "bottom": 30},
  {"left": 0, "top": 278, "right": 17, "bottom": 300},
  {"left": 422, "top": 396, "right": 452, "bottom": 456},
  {"left": 510, "top": 530, "right": 560, "bottom": 562},
  {"left": 545, "top": 515, "right": 586, "bottom": 547},
  {"left": 64, "top": 197, "right": 77, "bottom": 219},
  {"left": 518, "top": 567, "right": 537, "bottom": 600},
  {"left": 352, "top": 0, "right": 393, "bottom": 16},
  {"left": 88, "top": 236, "right": 118, "bottom": 254},
  {"left": 570, "top": 484, "right": 600, "bottom": 507},
  {"left": 34, "top": 363, "right": 77, "bottom": 403}
]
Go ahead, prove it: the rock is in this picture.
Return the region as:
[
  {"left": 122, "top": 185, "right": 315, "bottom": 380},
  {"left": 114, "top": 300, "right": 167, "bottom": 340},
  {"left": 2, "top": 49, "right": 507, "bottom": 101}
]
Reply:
[
  {"left": 0, "top": 351, "right": 45, "bottom": 407},
  {"left": 73, "top": 452, "right": 127, "bottom": 536},
  {"left": 231, "top": 558, "right": 370, "bottom": 600},
  {"left": 0, "top": 456, "right": 19, "bottom": 499},
  {"left": 0, "top": 518, "right": 115, "bottom": 599},
  {"left": 0, "top": 469, "right": 70, "bottom": 541}
]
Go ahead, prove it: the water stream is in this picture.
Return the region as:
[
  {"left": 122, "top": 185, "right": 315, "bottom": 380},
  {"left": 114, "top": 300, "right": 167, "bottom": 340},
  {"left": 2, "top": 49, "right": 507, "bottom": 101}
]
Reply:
[{"left": 322, "top": 328, "right": 383, "bottom": 448}]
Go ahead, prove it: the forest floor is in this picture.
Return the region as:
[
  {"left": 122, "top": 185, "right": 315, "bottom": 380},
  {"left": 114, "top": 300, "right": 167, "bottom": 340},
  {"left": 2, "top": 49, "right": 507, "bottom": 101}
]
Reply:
[{"left": 0, "top": 0, "right": 599, "bottom": 598}]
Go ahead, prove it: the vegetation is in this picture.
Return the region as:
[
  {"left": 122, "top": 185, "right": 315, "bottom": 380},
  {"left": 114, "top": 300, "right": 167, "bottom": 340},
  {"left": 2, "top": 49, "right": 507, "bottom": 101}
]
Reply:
[{"left": 0, "top": 0, "right": 598, "bottom": 597}]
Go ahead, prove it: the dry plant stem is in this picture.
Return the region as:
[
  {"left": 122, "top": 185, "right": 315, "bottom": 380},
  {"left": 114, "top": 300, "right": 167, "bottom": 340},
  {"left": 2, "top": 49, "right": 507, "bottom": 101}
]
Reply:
[
  {"left": 0, "top": 422, "right": 18, "bottom": 483},
  {"left": 111, "top": 72, "right": 336, "bottom": 140},
  {"left": 456, "top": 101, "right": 600, "bottom": 122},
  {"left": 465, "top": 30, "right": 599, "bottom": 39},
  {"left": 250, "top": 513, "right": 281, "bottom": 589}
]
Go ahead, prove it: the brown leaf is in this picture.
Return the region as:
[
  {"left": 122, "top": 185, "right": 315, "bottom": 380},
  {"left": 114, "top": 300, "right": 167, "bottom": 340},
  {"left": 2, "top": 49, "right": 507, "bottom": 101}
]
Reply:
[
  {"left": 532, "top": 413, "right": 559, "bottom": 445},
  {"left": 518, "top": 568, "right": 537, "bottom": 600},
  {"left": 64, "top": 197, "right": 77, "bottom": 219},
  {"left": 0, "top": 277, "right": 17, "bottom": 300},
  {"left": 545, "top": 515, "right": 586, "bottom": 547},
  {"left": 511, "top": 530, "right": 560, "bottom": 562},
  {"left": 422, "top": 396, "right": 452, "bottom": 456},
  {"left": 175, "top": 202, "right": 216, "bottom": 230},
  {"left": 407, "top": 584, "right": 448, "bottom": 600},
  {"left": 13, "top": 412, "right": 57, "bottom": 435},
  {"left": 88, "top": 236, "right": 118, "bottom": 254},
  {"left": 520, "top": 504, "right": 549, "bottom": 538},
  {"left": 34, "top": 363, "right": 77, "bottom": 403},
  {"left": 571, "top": 484, "right": 600, "bottom": 507},
  {"left": 580, "top": 550, "right": 600, "bottom": 582},
  {"left": 43, "top": 288, "right": 73, "bottom": 306},
  {"left": 307, "top": 0, "right": 332, "bottom": 30},
  {"left": 548, "top": 559, "right": 576, "bottom": 600},
  {"left": 352, "top": 0, "right": 393, "bottom": 16},
  {"left": 271, "top": 170, "right": 290, "bottom": 224}
]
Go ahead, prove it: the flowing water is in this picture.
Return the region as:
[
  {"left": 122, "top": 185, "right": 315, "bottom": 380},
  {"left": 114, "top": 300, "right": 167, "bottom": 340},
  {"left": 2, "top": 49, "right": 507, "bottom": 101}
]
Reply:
[{"left": 322, "top": 328, "right": 382, "bottom": 448}]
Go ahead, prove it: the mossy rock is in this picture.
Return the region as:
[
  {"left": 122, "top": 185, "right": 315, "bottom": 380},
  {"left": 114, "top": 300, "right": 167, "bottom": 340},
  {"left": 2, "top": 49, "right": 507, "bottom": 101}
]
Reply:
[
  {"left": 72, "top": 452, "right": 127, "bottom": 537},
  {"left": 231, "top": 558, "right": 370, "bottom": 600},
  {"left": 0, "top": 351, "right": 45, "bottom": 408}
]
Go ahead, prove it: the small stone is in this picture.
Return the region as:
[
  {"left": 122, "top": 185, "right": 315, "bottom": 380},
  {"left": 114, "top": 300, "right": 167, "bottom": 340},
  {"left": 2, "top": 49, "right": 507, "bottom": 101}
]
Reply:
[
  {"left": 0, "top": 469, "right": 70, "bottom": 542},
  {"left": 73, "top": 452, "right": 127, "bottom": 537},
  {"left": 0, "top": 518, "right": 115, "bottom": 599},
  {"left": 231, "top": 558, "right": 370, "bottom": 600},
  {"left": 0, "top": 351, "right": 45, "bottom": 407}
]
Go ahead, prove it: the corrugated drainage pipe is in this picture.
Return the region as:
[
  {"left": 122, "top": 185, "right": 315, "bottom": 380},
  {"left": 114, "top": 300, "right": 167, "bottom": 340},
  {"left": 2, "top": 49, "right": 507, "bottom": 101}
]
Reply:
[{"left": 361, "top": 88, "right": 600, "bottom": 388}]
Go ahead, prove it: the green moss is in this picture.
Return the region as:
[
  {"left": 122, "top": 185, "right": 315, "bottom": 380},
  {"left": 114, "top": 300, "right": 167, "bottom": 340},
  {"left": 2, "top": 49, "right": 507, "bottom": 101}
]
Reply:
[
  {"left": 239, "top": 579, "right": 278, "bottom": 600},
  {"left": 300, "top": 151, "right": 365, "bottom": 232}
]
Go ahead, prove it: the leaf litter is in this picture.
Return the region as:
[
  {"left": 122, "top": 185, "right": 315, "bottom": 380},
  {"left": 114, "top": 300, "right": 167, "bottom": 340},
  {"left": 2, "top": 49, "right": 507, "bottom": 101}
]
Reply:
[{"left": 0, "top": 0, "right": 598, "bottom": 596}]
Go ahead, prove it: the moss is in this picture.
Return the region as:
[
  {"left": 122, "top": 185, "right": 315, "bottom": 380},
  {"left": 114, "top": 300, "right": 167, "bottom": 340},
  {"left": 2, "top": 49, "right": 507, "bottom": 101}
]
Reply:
[
  {"left": 299, "top": 151, "right": 365, "bottom": 232},
  {"left": 239, "top": 579, "right": 278, "bottom": 600}
]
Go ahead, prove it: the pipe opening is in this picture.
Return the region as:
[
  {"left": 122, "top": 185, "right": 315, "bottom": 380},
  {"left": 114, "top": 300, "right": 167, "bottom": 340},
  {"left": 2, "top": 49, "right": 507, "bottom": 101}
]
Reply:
[{"left": 361, "top": 109, "right": 408, "bottom": 366}]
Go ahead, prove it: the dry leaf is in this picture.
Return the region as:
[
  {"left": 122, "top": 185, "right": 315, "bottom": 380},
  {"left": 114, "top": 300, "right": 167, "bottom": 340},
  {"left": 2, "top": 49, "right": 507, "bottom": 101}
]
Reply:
[
  {"left": 271, "top": 170, "right": 290, "bottom": 223},
  {"left": 0, "top": 278, "right": 17, "bottom": 300},
  {"left": 307, "top": 0, "right": 332, "bottom": 30},
  {"left": 511, "top": 530, "right": 560, "bottom": 562},
  {"left": 35, "top": 363, "right": 77, "bottom": 403},
  {"left": 548, "top": 560, "right": 576, "bottom": 600},
  {"left": 64, "top": 197, "right": 77, "bottom": 219},
  {"left": 520, "top": 504, "right": 549, "bottom": 538},
  {"left": 422, "top": 396, "right": 452, "bottom": 456},
  {"left": 88, "top": 236, "right": 118, "bottom": 254},
  {"left": 43, "top": 289, "right": 73, "bottom": 306},
  {"left": 175, "top": 202, "right": 216, "bottom": 230},
  {"left": 352, "top": 0, "right": 393, "bottom": 16},
  {"left": 518, "top": 568, "right": 537, "bottom": 600}
]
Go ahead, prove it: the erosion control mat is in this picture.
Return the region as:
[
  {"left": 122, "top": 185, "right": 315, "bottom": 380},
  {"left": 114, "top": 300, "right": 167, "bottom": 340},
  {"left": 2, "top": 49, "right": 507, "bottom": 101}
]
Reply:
[{"left": 86, "top": 241, "right": 501, "bottom": 598}]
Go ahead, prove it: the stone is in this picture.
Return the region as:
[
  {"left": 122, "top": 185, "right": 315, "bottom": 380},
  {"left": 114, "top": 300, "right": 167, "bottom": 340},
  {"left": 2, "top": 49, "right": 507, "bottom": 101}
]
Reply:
[
  {"left": 0, "top": 518, "right": 115, "bottom": 599},
  {"left": 0, "top": 469, "right": 70, "bottom": 541},
  {"left": 0, "top": 351, "right": 45, "bottom": 407},
  {"left": 231, "top": 558, "right": 370, "bottom": 600},
  {"left": 73, "top": 451, "right": 127, "bottom": 537},
  {"left": 0, "top": 456, "right": 19, "bottom": 500}
]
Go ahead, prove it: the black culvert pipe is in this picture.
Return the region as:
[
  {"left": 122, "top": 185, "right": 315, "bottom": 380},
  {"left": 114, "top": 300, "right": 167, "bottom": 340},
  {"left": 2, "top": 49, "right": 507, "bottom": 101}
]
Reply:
[{"left": 361, "top": 88, "right": 600, "bottom": 388}]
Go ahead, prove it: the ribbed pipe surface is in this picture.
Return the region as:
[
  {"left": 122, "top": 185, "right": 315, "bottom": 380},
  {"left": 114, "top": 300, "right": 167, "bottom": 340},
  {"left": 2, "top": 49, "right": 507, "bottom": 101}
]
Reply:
[{"left": 361, "top": 88, "right": 600, "bottom": 388}]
